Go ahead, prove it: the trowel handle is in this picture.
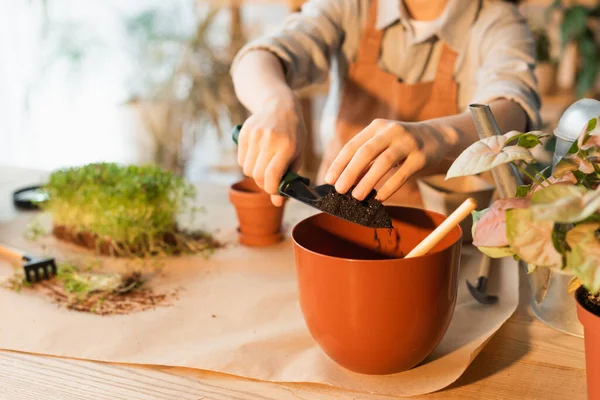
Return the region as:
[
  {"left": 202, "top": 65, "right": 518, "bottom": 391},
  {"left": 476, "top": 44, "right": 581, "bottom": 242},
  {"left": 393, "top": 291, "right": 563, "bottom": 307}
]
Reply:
[
  {"left": 0, "top": 244, "right": 28, "bottom": 263},
  {"left": 231, "top": 125, "right": 310, "bottom": 193},
  {"left": 477, "top": 254, "right": 492, "bottom": 277}
]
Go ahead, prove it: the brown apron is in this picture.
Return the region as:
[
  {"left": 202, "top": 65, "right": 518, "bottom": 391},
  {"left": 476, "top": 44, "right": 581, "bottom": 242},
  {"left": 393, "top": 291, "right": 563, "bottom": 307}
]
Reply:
[{"left": 317, "top": 0, "right": 459, "bottom": 208}]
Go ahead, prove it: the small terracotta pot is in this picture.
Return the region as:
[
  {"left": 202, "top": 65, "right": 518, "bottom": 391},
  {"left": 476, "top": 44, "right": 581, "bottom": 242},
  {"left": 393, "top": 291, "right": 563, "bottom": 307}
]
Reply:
[
  {"left": 229, "top": 178, "right": 285, "bottom": 246},
  {"left": 292, "top": 207, "right": 462, "bottom": 374},
  {"left": 535, "top": 62, "right": 557, "bottom": 96},
  {"left": 575, "top": 287, "right": 600, "bottom": 400}
]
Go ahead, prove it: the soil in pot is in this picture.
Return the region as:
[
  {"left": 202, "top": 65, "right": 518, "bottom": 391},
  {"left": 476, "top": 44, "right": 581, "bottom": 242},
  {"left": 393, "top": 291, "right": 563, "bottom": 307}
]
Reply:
[
  {"left": 314, "top": 188, "right": 392, "bottom": 229},
  {"left": 575, "top": 286, "right": 600, "bottom": 400},
  {"left": 577, "top": 289, "right": 600, "bottom": 316}
]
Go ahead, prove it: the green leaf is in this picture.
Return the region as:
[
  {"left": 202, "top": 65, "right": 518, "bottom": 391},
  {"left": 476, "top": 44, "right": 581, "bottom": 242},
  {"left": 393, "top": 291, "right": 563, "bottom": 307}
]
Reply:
[
  {"left": 504, "top": 131, "right": 547, "bottom": 149},
  {"left": 567, "top": 140, "right": 579, "bottom": 155},
  {"left": 506, "top": 208, "right": 563, "bottom": 268},
  {"left": 516, "top": 185, "right": 531, "bottom": 198},
  {"left": 446, "top": 134, "right": 534, "bottom": 178},
  {"left": 527, "top": 263, "right": 537, "bottom": 274},
  {"left": 560, "top": 6, "right": 589, "bottom": 44},
  {"left": 576, "top": 42, "right": 599, "bottom": 97},
  {"left": 588, "top": 118, "right": 598, "bottom": 133},
  {"left": 521, "top": 133, "right": 547, "bottom": 149},
  {"left": 477, "top": 246, "right": 515, "bottom": 259},
  {"left": 552, "top": 223, "right": 570, "bottom": 267},
  {"left": 531, "top": 184, "right": 600, "bottom": 223},
  {"left": 566, "top": 223, "right": 600, "bottom": 294}
]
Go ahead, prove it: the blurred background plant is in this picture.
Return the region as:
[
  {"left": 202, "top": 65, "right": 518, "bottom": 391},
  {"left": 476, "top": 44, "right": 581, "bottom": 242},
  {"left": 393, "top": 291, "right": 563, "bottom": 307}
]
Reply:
[
  {"left": 123, "top": 5, "right": 248, "bottom": 175},
  {"left": 549, "top": 0, "right": 600, "bottom": 97},
  {"left": 17, "top": 0, "right": 250, "bottom": 177}
]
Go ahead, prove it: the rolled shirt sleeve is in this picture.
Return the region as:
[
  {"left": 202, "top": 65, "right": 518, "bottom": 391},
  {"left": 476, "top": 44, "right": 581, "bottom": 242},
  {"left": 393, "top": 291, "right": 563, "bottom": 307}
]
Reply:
[
  {"left": 231, "top": 0, "right": 352, "bottom": 90},
  {"left": 470, "top": 4, "right": 542, "bottom": 130}
]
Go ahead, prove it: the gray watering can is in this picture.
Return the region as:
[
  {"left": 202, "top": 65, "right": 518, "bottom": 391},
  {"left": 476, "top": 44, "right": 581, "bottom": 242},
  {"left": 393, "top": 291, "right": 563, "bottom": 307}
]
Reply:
[{"left": 530, "top": 98, "right": 600, "bottom": 338}]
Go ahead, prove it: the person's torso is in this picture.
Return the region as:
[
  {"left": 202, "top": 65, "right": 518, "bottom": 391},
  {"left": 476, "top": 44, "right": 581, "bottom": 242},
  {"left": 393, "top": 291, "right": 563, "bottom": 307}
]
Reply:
[{"left": 318, "top": 0, "right": 526, "bottom": 147}]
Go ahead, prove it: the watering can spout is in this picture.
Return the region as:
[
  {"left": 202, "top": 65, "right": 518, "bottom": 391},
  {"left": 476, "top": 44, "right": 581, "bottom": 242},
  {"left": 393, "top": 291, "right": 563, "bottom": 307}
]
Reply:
[{"left": 468, "top": 104, "right": 523, "bottom": 199}]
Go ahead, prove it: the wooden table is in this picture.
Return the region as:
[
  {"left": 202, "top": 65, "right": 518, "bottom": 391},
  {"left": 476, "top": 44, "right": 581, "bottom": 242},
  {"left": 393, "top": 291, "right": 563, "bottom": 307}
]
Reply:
[{"left": 0, "top": 166, "right": 586, "bottom": 400}]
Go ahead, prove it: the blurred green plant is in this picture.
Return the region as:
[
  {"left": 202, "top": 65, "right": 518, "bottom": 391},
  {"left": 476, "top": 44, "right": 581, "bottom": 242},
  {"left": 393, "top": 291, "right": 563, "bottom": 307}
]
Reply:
[
  {"left": 122, "top": 4, "right": 248, "bottom": 174},
  {"left": 549, "top": 0, "right": 600, "bottom": 97},
  {"left": 41, "top": 162, "right": 220, "bottom": 256}
]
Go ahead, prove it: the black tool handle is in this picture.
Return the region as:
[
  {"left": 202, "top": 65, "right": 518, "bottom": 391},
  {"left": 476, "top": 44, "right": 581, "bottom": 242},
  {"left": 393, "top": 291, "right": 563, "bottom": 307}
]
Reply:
[
  {"left": 12, "top": 185, "right": 46, "bottom": 210},
  {"left": 231, "top": 125, "right": 309, "bottom": 193}
]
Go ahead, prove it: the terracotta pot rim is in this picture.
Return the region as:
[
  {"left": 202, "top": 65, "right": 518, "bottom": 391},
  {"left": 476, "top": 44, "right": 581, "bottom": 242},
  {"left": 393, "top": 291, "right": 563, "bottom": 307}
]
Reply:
[
  {"left": 291, "top": 206, "right": 462, "bottom": 263},
  {"left": 575, "top": 286, "right": 600, "bottom": 325}
]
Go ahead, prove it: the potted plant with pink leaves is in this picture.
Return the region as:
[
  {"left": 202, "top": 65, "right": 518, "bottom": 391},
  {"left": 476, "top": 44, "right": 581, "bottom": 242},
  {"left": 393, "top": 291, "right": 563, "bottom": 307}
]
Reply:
[{"left": 446, "top": 116, "right": 600, "bottom": 399}]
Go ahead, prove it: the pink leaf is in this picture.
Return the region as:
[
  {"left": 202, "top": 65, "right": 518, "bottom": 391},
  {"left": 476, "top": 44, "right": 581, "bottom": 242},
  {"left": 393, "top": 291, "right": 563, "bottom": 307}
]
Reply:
[{"left": 472, "top": 198, "right": 531, "bottom": 247}]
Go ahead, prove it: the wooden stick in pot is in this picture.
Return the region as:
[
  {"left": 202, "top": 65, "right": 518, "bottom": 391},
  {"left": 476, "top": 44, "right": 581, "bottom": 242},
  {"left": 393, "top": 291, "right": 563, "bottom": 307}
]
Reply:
[{"left": 405, "top": 198, "right": 477, "bottom": 258}]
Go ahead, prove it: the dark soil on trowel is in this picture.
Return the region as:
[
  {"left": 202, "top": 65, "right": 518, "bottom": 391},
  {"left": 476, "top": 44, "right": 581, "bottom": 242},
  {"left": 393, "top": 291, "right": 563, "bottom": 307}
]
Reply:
[{"left": 315, "top": 188, "right": 393, "bottom": 229}]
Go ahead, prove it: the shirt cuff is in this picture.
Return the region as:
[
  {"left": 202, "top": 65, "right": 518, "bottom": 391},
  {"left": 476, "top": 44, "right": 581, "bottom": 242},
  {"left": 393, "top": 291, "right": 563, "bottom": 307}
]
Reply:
[{"left": 470, "top": 82, "right": 542, "bottom": 131}]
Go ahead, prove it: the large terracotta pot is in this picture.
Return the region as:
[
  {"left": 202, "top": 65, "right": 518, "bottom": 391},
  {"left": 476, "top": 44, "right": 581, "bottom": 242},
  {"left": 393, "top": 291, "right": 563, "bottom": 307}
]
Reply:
[
  {"left": 229, "top": 178, "right": 285, "bottom": 246},
  {"left": 575, "top": 286, "right": 600, "bottom": 400},
  {"left": 292, "top": 207, "right": 462, "bottom": 374}
]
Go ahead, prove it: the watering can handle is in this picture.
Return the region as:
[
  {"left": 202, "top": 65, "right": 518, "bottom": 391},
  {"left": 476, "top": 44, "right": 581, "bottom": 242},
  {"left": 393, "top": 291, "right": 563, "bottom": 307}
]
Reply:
[{"left": 230, "top": 125, "right": 308, "bottom": 193}]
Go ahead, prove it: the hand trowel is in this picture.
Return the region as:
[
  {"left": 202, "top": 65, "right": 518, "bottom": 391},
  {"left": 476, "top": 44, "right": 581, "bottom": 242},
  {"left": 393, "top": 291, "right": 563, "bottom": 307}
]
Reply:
[
  {"left": 231, "top": 125, "right": 379, "bottom": 224},
  {"left": 232, "top": 124, "right": 400, "bottom": 254}
]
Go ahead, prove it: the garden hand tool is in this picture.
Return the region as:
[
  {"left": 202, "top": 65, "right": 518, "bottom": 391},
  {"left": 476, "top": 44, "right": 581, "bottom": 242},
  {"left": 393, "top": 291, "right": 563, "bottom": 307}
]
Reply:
[
  {"left": 231, "top": 125, "right": 380, "bottom": 226},
  {"left": 467, "top": 254, "right": 498, "bottom": 304},
  {"left": 0, "top": 244, "right": 57, "bottom": 283},
  {"left": 405, "top": 198, "right": 477, "bottom": 258},
  {"left": 465, "top": 104, "right": 524, "bottom": 304}
]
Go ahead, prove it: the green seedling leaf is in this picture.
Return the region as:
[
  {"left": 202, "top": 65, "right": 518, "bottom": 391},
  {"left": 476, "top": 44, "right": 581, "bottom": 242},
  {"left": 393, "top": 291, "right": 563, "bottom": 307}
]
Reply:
[
  {"left": 531, "top": 184, "right": 600, "bottom": 223},
  {"left": 504, "top": 131, "right": 547, "bottom": 149},
  {"left": 567, "top": 140, "right": 579, "bottom": 155},
  {"left": 446, "top": 133, "right": 534, "bottom": 179},
  {"left": 515, "top": 185, "right": 531, "bottom": 198},
  {"left": 506, "top": 208, "right": 562, "bottom": 268},
  {"left": 566, "top": 223, "right": 600, "bottom": 294},
  {"left": 477, "top": 246, "right": 515, "bottom": 259},
  {"left": 472, "top": 198, "right": 530, "bottom": 247}
]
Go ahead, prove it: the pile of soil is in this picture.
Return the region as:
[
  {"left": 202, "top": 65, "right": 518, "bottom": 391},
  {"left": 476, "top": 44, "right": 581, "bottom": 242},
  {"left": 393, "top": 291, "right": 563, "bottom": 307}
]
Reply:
[
  {"left": 53, "top": 224, "right": 221, "bottom": 257},
  {"left": 577, "top": 286, "right": 600, "bottom": 317},
  {"left": 37, "top": 279, "right": 178, "bottom": 316},
  {"left": 315, "top": 189, "right": 393, "bottom": 229}
]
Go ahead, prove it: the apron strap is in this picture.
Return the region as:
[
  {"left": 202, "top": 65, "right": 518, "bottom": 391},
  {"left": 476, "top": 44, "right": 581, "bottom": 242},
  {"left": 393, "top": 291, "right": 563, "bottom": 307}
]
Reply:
[
  {"left": 433, "top": 42, "right": 458, "bottom": 83},
  {"left": 354, "top": 0, "right": 384, "bottom": 64}
]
